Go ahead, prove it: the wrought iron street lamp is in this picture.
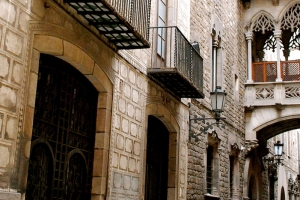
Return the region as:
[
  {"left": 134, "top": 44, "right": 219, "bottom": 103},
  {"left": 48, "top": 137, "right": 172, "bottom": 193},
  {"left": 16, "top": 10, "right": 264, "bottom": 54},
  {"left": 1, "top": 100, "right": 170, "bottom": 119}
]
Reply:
[
  {"left": 274, "top": 141, "right": 283, "bottom": 157},
  {"left": 189, "top": 86, "right": 227, "bottom": 140},
  {"left": 210, "top": 86, "right": 227, "bottom": 122},
  {"left": 263, "top": 141, "right": 284, "bottom": 200}
]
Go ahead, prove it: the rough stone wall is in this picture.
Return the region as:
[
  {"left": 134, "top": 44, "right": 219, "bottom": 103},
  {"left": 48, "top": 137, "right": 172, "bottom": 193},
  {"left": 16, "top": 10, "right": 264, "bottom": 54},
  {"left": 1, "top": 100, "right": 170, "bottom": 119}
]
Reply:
[
  {"left": 188, "top": 0, "right": 247, "bottom": 199},
  {"left": 0, "top": 0, "right": 32, "bottom": 198}
]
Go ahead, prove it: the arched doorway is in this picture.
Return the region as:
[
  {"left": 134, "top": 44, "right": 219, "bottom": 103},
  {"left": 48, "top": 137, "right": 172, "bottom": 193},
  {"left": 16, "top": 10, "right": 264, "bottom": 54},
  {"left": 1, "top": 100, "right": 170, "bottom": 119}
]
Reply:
[
  {"left": 145, "top": 116, "right": 170, "bottom": 200},
  {"left": 26, "top": 54, "right": 98, "bottom": 199}
]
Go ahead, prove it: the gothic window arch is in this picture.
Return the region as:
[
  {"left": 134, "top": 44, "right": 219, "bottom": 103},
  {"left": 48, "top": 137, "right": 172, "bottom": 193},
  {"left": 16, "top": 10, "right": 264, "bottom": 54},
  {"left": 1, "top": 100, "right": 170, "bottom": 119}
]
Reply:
[
  {"left": 281, "top": 3, "right": 300, "bottom": 32},
  {"left": 250, "top": 13, "right": 275, "bottom": 62},
  {"left": 252, "top": 13, "right": 275, "bottom": 34}
]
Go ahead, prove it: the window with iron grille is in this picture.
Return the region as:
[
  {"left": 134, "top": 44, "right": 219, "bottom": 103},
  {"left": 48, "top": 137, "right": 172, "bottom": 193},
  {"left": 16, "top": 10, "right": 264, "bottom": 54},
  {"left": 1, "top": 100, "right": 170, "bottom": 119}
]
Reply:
[
  {"left": 230, "top": 156, "right": 234, "bottom": 198},
  {"left": 206, "top": 145, "right": 214, "bottom": 194}
]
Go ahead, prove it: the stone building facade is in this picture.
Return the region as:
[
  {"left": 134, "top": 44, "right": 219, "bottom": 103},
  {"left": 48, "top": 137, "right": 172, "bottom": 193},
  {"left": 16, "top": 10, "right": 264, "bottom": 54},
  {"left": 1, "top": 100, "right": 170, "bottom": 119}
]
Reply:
[
  {"left": 0, "top": 0, "right": 192, "bottom": 199},
  {"left": 187, "top": 0, "right": 247, "bottom": 199},
  {"left": 0, "top": 0, "right": 299, "bottom": 200}
]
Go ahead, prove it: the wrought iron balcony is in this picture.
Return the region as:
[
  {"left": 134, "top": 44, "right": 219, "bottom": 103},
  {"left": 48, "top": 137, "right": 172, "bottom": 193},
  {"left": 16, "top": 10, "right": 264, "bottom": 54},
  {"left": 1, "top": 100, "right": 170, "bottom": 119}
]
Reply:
[
  {"left": 252, "top": 60, "right": 300, "bottom": 82},
  {"left": 148, "top": 26, "right": 204, "bottom": 98},
  {"left": 64, "top": 0, "right": 151, "bottom": 49}
]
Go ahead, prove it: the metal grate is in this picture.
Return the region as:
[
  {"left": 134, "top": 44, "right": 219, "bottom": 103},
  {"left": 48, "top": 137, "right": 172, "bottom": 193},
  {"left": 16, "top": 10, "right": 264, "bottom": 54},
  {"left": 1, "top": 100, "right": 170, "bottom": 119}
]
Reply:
[
  {"left": 252, "top": 62, "right": 277, "bottom": 82},
  {"left": 64, "top": 0, "right": 151, "bottom": 49},
  {"left": 26, "top": 54, "right": 98, "bottom": 199},
  {"left": 253, "top": 61, "right": 300, "bottom": 82},
  {"left": 282, "top": 61, "right": 300, "bottom": 81},
  {"left": 230, "top": 156, "right": 234, "bottom": 198}
]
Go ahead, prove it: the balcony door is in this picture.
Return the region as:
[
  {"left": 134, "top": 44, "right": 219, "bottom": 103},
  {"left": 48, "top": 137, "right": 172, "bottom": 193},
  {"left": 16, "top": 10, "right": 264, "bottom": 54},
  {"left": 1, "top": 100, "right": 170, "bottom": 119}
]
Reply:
[
  {"left": 25, "top": 54, "right": 98, "bottom": 199},
  {"left": 145, "top": 116, "right": 169, "bottom": 200}
]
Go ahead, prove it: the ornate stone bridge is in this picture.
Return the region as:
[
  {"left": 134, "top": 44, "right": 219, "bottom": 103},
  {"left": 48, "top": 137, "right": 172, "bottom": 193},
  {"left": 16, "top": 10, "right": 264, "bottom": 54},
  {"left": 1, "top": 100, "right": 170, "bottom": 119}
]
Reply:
[{"left": 245, "top": 81, "right": 300, "bottom": 146}]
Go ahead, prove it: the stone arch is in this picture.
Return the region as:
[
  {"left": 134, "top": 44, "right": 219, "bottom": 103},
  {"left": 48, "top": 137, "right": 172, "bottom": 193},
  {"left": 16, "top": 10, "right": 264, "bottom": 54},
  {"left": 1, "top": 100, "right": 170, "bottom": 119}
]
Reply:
[
  {"left": 247, "top": 11, "right": 276, "bottom": 62},
  {"left": 249, "top": 11, "right": 276, "bottom": 33},
  {"left": 255, "top": 115, "right": 300, "bottom": 146},
  {"left": 144, "top": 103, "right": 180, "bottom": 199},
  {"left": 22, "top": 31, "right": 114, "bottom": 200}
]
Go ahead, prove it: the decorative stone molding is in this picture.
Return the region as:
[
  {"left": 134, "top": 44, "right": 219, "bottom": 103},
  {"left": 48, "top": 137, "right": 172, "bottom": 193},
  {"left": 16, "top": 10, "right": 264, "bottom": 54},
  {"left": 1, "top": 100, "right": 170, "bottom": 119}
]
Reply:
[
  {"left": 275, "top": 103, "right": 285, "bottom": 110},
  {"left": 245, "top": 105, "right": 254, "bottom": 112},
  {"left": 209, "top": 130, "right": 218, "bottom": 139},
  {"left": 231, "top": 142, "right": 240, "bottom": 151},
  {"left": 272, "top": 0, "right": 279, "bottom": 6},
  {"left": 231, "top": 142, "right": 242, "bottom": 158}
]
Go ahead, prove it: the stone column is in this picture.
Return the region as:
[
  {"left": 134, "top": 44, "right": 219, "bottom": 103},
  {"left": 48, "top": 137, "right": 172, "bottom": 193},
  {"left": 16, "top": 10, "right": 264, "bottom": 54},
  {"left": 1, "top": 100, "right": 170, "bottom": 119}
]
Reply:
[
  {"left": 274, "top": 30, "right": 282, "bottom": 82},
  {"left": 212, "top": 39, "right": 219, "bottom": 89},
  {"left": 245, "top": 32, "right": 253, "bottom": 83}
]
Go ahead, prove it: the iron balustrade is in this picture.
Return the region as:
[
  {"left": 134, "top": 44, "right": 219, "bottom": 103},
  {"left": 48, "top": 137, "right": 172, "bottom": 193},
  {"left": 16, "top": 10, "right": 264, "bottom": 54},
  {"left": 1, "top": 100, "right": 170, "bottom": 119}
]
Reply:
[
  {"left": 106, "top": 0, "right": 151, "bottom": 40},
  {"left": 252, "top": 60, "right": 300, "bottom": 82},
  {"left": 64, "top": 0, "right": 151, "bottom": 49},
  {"left": 148, "top": 26, "right": 204, "bottom": 98}
]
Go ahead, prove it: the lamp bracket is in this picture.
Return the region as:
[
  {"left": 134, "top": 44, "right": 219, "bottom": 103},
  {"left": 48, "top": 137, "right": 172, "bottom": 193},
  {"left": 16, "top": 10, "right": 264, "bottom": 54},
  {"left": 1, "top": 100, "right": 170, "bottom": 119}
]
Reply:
[
  {"left": 189, "top": 115, "right": 226, "bottom": 142},
  {"left": 262, "top": 155, "right": 283, "bottom": 171}
]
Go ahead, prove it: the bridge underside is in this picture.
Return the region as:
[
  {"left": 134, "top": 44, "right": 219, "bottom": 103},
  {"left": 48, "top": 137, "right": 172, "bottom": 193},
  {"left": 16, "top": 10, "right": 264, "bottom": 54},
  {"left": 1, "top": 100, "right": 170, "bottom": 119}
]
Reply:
[{"left": 257, "top": 118, "right": 300, "bottom": 146}]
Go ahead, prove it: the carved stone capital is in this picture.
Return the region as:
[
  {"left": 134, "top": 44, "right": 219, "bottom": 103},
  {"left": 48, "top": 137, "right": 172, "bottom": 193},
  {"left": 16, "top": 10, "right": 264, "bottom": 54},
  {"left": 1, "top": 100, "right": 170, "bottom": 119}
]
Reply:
[
  {"left": 245, "top": 32, "right": 253, "bottom": 41},
  {"left": 245, "top": 105, "right": 255, "bottom": 112},
  {"left": 273, "top": 30, "right": 282, "bottom": 38},
  {"left": 275, "top": 103, "right": 285, "bottom": 110},
  {"left": 209, "top": 130, "right": 218, "bottom": 139},
  {"left": 244, "top": 139, "right": 259, "bottom": 156}
]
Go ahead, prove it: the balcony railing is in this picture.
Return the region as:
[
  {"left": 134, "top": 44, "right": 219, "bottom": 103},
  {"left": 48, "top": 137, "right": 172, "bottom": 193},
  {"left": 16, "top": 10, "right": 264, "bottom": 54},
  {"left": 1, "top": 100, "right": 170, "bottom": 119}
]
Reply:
[
  {"left": 147, "top": 26, "right": 204, "bottom": 98},
  {"left": 64, "top": 0, "right": 151, "bottom": 49},
  {"left": 244, "top": 82, "right": 300, "bottom": 107},
  {"left": 252, "top": 60, "right": 300, "bottom": 82}
]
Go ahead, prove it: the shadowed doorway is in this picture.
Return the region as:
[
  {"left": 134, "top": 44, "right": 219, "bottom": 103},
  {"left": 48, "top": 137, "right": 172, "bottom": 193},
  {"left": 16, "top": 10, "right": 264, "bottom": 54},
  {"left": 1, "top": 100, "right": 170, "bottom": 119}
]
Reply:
[
  {"left": 25, "top": 54, "right": 98, "bottom": 199},
  {"left": 145, "top": 116, "right": 170, "bottom": 200}
]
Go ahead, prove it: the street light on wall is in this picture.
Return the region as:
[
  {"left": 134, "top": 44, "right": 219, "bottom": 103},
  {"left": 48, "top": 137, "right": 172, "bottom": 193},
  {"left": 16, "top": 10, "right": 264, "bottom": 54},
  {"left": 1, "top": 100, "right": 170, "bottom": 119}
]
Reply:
[
  {"left": 210, "top": 86, "right": 227, "bottom": 122},
  {"left": 263, "top": 141, "right": 284, "bottom": 200},
  {"left": 263, "top": 141, "right": 284, "bottom": 171},
  {"left": 189, "top": 86, "right": 227, "bottom": 141},
  {"left": 274, "top": 141, "right": 283, "bottom": 157}
]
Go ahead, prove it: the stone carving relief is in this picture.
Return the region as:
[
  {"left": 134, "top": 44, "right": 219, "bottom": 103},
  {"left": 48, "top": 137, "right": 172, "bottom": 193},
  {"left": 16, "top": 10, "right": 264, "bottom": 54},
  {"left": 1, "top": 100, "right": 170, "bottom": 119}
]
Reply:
[
  {"left": 231, "top": 142, "right": 241, "bottom": 157},
  {"left": 244, "top": 139, "right": 259, "bottom": 156},
  {"left": 285, "top": 87, "right": 300, "bottom": 98},
  {"left": 252, "top": 14, "right": 274, "bottom": 34},
  {"left": 256, "top": 87, "right": 274, "bottom": 99}
]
